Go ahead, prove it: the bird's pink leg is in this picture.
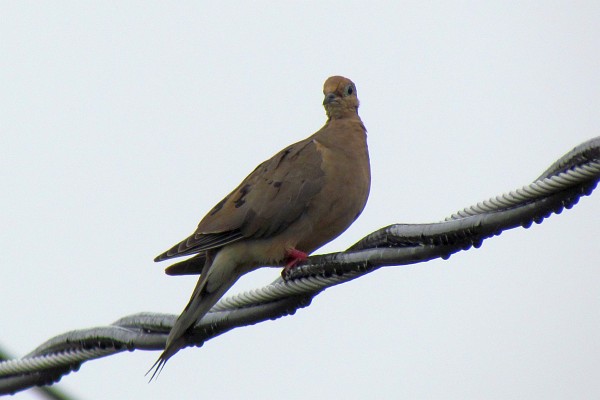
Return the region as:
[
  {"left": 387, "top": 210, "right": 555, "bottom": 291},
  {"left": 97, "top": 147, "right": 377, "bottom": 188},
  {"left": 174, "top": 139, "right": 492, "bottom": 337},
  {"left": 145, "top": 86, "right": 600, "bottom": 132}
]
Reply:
[{"left": 283, "top": 248, "right": 308, "bottom": 273}]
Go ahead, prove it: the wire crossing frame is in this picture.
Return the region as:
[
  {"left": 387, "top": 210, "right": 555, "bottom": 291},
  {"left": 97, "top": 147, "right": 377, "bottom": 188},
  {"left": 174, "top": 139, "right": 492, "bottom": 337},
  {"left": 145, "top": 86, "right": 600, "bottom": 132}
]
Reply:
[{"left": 1, "top": 137, "right": 599, "bottom": 395}]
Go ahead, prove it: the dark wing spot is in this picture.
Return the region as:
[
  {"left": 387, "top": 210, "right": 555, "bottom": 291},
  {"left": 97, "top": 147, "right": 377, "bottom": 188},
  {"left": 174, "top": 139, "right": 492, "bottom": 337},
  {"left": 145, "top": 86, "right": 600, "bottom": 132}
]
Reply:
[
  {"left": 235, "top": 198, "right": 246, "bottom": 208},
  {"left": 273, "top": 181, "right": 282, "bottom": 188},
  {"left": 209, "top": 196, "right": 229, "bottom": 216},
  {"left": 234, "top": 184, "right": 251, "bottom": 208}
]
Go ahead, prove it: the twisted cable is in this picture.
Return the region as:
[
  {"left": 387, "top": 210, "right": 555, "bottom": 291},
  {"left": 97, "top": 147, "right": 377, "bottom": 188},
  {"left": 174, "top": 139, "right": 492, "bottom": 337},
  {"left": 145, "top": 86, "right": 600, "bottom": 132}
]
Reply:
[{"left": 1, "top": 136, "right": 599, "bottom": 395}]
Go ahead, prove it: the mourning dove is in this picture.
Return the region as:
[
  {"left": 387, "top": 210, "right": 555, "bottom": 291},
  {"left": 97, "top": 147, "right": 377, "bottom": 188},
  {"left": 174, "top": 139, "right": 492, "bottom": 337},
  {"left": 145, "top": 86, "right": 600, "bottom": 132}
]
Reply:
[{"left": 149, "top": 76, "right": 370, "bottom": 377}]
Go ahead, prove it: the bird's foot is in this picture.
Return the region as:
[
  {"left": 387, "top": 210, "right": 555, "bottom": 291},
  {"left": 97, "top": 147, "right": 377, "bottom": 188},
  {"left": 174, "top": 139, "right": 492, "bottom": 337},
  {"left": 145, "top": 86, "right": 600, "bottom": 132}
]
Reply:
[{"left": 282, "top": 248, "right": 308, "bottom": 276}]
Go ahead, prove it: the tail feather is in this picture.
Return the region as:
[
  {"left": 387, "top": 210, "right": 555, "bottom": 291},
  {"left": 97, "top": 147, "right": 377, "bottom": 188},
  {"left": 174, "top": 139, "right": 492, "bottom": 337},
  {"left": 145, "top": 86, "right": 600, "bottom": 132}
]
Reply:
[
  {"left": 164, "top": 253, "right": 207, "bottom": 276},
  {"left": 148, "top": 257, "right": 241, "bottom": 380}
]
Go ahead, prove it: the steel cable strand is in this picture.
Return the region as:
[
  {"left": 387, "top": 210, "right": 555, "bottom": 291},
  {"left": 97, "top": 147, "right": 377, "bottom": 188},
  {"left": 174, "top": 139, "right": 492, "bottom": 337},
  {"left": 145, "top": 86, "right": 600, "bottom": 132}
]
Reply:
[
  {"left": 211, "top": 272, "right": 361, "bottom": 312},
  {"left": 448, "top": 137, "right": 600, "bottom": 220},
  {"left": 343, "top": 137, "right": 600, "bottom": 252},
  {"left": 0, "top": 348, "right": 117, "bottom": 395},
  {"left": 0, "top": 297, "right": 312, "bottom": 394},
  {"left": 448, "top": 161, "right": 600, "bottom": 220},
  {"left": 0, "top": 348, "right": 115, "bottom": 376}
]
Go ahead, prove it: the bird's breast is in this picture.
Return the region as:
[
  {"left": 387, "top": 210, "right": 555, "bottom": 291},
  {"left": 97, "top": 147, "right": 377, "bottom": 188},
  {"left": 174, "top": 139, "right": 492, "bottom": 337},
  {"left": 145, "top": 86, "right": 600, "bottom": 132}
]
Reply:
[{"left": 297, "top": 125, "right": 370, "bottom": 252}]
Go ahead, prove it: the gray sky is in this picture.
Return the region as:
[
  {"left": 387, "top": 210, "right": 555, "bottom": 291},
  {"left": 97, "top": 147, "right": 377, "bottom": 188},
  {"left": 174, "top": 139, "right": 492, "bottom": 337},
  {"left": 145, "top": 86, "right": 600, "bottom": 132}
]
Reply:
[{"left": 2, "top": 2, "right": 599, "bottom": 399}]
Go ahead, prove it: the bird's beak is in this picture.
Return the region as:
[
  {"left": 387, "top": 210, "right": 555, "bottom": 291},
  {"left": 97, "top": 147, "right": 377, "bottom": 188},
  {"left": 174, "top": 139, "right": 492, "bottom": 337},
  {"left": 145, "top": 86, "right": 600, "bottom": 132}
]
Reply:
[{"left": 323, "top": 93, "right": 337, "bottom": 105}]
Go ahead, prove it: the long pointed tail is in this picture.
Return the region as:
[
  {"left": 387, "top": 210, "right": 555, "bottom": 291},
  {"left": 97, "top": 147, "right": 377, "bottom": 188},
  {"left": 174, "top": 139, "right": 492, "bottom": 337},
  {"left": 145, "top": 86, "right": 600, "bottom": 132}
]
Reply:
[{"left": 147, "top": 261, "right": 240, "bottom": 380}]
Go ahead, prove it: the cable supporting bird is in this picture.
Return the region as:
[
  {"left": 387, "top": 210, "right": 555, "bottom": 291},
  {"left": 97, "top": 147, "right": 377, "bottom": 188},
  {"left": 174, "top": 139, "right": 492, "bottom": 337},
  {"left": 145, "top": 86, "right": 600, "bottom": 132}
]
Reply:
[{"left": 149, "top": 76, "right": 371, "bottom": 379}]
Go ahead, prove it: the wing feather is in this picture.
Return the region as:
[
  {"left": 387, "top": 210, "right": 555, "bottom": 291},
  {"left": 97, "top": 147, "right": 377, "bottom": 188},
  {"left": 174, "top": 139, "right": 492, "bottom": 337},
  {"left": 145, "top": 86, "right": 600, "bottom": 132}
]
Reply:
[{"left": 155, "top": 135, "right": 325, "bottom": 262}]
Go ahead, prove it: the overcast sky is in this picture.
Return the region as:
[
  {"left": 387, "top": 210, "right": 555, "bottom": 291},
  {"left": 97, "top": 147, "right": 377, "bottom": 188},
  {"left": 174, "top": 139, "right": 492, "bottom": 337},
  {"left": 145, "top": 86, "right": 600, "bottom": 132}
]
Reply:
[{"left": 2, "top": 2, "right": 599, "bottom": 399}]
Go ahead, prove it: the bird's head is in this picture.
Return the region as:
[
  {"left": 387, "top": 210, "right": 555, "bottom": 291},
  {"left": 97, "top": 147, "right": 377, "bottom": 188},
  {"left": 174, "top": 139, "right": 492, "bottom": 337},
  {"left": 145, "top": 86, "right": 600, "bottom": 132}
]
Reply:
[{"left": 322, "top": 76, "right": 359, "bottom": 120}]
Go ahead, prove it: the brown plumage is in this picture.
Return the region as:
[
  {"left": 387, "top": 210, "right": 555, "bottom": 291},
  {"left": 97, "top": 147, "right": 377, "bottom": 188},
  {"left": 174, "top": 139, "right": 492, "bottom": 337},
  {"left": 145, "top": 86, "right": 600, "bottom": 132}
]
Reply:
[{"left": 149, "top": 76, "right": 370, "bottom": 378}]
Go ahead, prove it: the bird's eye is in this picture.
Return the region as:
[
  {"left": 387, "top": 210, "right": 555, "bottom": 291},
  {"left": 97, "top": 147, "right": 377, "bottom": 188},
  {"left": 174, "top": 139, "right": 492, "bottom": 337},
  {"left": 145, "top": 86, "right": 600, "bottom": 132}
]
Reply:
[{"left": 344, "top": 85, "right": 354, "bottom": 96}]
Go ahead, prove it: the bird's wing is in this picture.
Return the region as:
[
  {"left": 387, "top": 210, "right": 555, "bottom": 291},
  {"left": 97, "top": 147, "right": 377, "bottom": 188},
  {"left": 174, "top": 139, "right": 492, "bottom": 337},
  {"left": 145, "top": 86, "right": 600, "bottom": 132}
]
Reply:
[{"left": 155, "top": 136, "right": 325, "bottom": 262}]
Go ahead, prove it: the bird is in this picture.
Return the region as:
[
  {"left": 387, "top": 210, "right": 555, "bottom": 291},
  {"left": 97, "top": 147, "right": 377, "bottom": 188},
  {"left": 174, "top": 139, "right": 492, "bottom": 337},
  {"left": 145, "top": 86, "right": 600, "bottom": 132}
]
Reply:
[{"left": 149, "top": 75, "right": 371, "bottom": 378}]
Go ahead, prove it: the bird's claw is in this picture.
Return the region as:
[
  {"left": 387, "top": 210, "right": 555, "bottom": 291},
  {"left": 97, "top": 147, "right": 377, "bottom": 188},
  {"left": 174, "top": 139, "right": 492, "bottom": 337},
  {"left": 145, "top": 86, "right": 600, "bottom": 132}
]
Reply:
[{"left": 282, "top": 248, "right": 308, "bottom": 277}]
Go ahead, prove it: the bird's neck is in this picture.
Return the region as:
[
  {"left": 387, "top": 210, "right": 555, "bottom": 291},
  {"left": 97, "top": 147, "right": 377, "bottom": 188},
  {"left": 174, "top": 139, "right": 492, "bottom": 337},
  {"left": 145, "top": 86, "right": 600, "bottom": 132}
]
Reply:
[
  {"left": 326, "top": 107, "right": 359, "bottom": 121},
  {"left": 319, "top": 115, "right": 367, "bottom": 145},
  {"left": 327, "top": 109, "right": 360, "bottom": 122}
]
